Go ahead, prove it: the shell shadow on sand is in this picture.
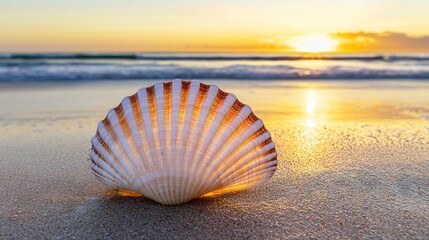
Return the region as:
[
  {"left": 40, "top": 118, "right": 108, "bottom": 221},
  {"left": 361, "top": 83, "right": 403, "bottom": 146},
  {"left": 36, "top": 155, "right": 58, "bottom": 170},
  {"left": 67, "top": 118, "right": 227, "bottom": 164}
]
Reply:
[
  {"left": 57, "top": 159, "right": 429, "bottom": 239},
  {"left": 57, "top": 185, "right": 291, "bottom": 239}
]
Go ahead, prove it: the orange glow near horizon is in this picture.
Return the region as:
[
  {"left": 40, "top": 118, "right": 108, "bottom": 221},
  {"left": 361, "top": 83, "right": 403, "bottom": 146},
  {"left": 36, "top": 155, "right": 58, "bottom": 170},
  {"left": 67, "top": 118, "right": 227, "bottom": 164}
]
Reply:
[
  {"left": 288, "top": 34, "right": 339, "bottom": 53},
  {"left": 1, "top": 1, "right": 429, "bottom": 52}
]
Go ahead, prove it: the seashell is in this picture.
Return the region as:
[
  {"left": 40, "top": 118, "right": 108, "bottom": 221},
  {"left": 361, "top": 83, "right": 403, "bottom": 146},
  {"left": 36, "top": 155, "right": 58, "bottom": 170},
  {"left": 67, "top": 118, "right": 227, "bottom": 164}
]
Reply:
[{"left": 89, "top": 79, "right": 277, "bottom": 205}]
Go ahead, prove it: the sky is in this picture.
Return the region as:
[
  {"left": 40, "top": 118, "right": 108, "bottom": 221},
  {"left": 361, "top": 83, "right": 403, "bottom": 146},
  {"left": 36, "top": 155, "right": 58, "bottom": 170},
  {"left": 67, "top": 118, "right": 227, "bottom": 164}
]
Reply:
[{"left": 1, "top": 0, "right": 429, "bottom": 53}]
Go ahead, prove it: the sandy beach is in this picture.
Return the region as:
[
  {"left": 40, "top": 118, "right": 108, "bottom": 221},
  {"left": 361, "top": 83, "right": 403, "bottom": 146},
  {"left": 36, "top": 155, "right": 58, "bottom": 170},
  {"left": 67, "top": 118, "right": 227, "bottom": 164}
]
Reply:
[{"left": 1, "top": 80, "right": 429, "bottom": 239}]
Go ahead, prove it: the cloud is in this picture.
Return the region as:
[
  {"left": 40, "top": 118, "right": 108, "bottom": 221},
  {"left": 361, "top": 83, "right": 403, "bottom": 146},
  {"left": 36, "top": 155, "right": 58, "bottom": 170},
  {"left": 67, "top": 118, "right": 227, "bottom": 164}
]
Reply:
[
  {"left": 258, "top": 36, "right": 294, "bottom": 51},
  {"left": 331, "top": 31, "right": 429, "bottom": 52},
  {"left": 260, "top": 31, "right": 429, "bottom": 53}
]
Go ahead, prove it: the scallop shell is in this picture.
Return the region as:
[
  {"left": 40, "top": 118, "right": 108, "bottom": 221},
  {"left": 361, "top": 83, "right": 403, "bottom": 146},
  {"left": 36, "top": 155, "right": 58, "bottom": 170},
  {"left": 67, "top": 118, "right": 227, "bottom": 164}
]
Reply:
[{"left": 89, "top": 79, "right": 277, "bottom": 205}]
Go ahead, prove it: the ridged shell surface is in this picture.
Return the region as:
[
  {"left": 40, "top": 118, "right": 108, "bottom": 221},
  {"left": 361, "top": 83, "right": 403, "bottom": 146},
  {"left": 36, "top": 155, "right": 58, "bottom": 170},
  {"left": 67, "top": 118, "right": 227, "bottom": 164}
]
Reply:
[{"left": 89, "top": 79, "right": 277, "bottom": 205}]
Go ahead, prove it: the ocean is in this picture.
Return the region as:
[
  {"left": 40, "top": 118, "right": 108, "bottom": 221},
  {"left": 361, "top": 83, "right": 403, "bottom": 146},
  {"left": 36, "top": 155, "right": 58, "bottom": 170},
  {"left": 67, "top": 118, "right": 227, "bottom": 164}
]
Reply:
[{"left": 1, "top": 53, "right": 429, "bottom": 81}]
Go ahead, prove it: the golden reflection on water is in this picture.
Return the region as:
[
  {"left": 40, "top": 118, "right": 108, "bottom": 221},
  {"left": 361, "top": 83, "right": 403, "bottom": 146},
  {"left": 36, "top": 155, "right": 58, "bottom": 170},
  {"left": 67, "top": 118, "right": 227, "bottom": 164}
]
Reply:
[
  {"left": 305, "top": 88, "right": 318, "bottom": 128},
  {"left": 296, "top": 88, "right": 327, "bottom": 173},
  {"left": 306, "top": 89, "right": 316, "bottom": 116},
  {"left": 302, "top": 89, "right": 320, "bottom": 146},
  {"left": 305, "top": 118, "right": 316, "bottom": 128}
]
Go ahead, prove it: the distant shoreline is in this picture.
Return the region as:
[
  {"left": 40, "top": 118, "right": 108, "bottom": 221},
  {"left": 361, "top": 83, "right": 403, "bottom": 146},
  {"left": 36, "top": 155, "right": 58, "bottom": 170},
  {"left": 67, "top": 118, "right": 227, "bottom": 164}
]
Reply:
[{"left": 2, "top": 52, "right": 429, "bottom": 61}]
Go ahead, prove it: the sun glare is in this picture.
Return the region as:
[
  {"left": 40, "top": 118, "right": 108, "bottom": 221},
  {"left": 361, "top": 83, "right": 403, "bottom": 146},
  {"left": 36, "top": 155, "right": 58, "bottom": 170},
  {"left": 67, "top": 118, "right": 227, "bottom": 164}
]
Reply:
[{"left": 289, "top": 34, "right": 338, "bottom": 53}]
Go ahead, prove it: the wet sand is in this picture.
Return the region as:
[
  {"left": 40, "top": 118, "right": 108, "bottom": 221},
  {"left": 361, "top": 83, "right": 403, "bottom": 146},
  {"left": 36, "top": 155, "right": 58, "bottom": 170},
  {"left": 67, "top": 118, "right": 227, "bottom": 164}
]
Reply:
[{"left": 1, "top": 80, "right": 429, "bottom": 239}]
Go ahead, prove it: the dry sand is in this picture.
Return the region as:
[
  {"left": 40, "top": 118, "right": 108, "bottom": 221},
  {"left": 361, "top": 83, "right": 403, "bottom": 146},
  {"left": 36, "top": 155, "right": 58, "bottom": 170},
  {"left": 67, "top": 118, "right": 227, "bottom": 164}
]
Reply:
[{"left": 0, "top": 80, "right": 429, "bottom": 239}]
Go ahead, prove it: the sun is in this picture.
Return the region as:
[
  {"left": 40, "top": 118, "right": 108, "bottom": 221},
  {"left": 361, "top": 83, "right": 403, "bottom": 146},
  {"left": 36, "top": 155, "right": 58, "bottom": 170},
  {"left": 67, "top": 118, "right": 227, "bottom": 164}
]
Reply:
[{"left": 288, "top": 33, "right": 338, "bottom": 53}]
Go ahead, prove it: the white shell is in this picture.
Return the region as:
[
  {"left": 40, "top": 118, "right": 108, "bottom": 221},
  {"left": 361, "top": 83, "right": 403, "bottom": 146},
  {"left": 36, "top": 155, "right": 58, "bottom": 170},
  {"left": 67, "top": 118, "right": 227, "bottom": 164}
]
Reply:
[{"left": 89, "top": 79, "right": 277, "bottom": 205}]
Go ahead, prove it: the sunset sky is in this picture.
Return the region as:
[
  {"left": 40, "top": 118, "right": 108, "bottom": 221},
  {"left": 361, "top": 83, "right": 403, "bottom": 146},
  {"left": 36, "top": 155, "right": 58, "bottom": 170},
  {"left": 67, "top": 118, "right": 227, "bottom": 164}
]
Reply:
[{"left": 1, "top": 0, "right": 429, "bottom": 53}]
